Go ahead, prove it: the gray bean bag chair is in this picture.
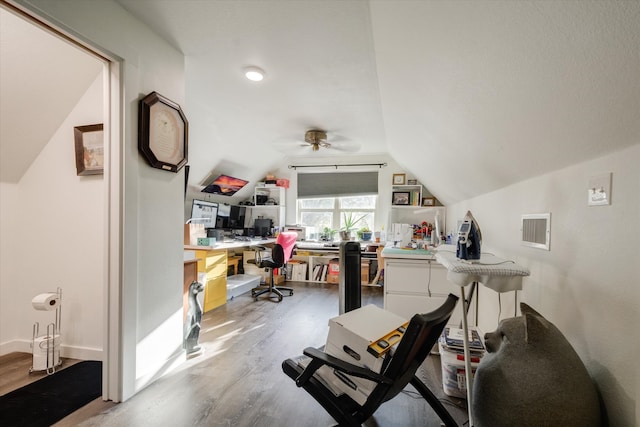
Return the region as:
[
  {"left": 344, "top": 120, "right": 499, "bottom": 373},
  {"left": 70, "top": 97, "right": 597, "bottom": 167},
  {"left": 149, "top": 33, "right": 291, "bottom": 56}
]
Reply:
[{"left": 472, "top": 303, "right": 602, "bottom": 427}]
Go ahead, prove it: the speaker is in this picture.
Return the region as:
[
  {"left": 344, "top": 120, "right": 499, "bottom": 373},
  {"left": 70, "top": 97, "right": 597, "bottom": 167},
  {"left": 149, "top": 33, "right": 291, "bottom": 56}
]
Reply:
[{"left": 339, "top": 241, "right": 361, "bottom": 314}]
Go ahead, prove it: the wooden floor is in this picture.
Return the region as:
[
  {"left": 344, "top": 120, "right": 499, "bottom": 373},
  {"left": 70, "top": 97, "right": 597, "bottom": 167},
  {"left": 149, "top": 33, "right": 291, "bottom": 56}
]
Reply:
[{"left": 1, "top": 282, "right": 468, "bottom": 426}]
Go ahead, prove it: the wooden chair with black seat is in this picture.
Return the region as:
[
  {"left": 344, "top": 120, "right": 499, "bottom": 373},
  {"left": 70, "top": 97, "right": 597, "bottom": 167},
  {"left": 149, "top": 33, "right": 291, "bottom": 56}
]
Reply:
[
  {"left": 248, "top": 231, "right": 298, "bottom": 302},
  {"left": 281, "top": 294, "right": 460, "bottom": 427}
]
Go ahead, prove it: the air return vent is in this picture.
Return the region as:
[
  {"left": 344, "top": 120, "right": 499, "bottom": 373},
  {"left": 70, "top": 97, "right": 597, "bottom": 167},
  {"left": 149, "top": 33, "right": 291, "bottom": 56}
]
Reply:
[{"left": 521, "top": 213, "right": 551, "bottom": 250}]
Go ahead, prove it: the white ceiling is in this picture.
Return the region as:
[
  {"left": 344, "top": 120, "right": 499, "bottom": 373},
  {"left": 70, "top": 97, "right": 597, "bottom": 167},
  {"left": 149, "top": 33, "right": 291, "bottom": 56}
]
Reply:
[
  {"left": 0, "top": 6, "right": 102, "bottom": 183},
  {"left": 3, "top": 1, "right": 639, "bottom": 206}
]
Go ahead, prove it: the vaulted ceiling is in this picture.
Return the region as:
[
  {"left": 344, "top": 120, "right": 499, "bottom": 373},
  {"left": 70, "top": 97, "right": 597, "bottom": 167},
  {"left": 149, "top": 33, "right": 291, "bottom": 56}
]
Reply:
[
  {"left": 0, "top": 6, "right": 102, "bottom": 183},
  {"left": 3, "top": 1, "right": 639, "bottom": 206}
]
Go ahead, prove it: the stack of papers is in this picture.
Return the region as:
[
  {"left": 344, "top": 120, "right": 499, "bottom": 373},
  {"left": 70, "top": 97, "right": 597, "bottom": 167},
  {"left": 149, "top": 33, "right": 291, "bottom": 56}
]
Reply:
[{"left": 439, "top": 327, "right": 485, "bottom": 355}]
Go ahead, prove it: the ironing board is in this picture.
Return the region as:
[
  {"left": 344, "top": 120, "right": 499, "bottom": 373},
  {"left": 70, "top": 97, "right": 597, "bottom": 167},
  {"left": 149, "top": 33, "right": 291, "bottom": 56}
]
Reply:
[{"left": 435, "top": 249, "right": 530, "bottom": 427}]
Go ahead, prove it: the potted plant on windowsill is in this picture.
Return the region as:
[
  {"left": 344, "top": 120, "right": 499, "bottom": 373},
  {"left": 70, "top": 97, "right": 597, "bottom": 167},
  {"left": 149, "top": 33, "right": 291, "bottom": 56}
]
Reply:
[
  {"left": 358, "top": 227, "right": 373, "bottom": 241},
  {"left": 340, "top": 212, "right": 366, "bottom": 241},
  {"left": 320, "top": 227, "right": 337, "bottom": 242}
]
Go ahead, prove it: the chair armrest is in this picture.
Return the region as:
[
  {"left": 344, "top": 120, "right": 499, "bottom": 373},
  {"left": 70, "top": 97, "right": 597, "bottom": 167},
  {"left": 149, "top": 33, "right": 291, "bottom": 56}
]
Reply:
[
  {"left": 248, "top": 245, "right": 268, "bottom": 264},
  {"left": 295, "top": 347, "right": 391, "bottom": 387}
]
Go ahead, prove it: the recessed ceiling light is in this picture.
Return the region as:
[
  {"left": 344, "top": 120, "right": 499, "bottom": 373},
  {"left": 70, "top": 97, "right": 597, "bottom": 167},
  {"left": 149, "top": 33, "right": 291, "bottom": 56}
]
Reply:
[{"left": 244, "top": 66, "right": 265, "bottom": 82}]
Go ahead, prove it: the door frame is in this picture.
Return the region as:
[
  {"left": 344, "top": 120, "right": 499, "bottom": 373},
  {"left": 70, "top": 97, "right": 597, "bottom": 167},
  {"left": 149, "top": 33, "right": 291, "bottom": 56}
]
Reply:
[{"left": 3, "top": 0, "right": 125, "bottom": 402}]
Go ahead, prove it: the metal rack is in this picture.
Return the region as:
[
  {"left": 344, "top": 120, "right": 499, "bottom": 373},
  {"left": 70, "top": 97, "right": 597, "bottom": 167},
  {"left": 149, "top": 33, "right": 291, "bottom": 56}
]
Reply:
[{"left": 30, "top": 287, "right": 62, "bottom": 375}]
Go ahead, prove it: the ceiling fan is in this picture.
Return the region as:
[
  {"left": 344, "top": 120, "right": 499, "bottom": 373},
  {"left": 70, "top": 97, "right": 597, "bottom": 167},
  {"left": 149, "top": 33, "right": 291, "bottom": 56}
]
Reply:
[
  {"left": 274, "top": 129, "right": 361, "bottom": 154},
  {"left": 304, "top": 129, "right": 331, "bottom": 151}
]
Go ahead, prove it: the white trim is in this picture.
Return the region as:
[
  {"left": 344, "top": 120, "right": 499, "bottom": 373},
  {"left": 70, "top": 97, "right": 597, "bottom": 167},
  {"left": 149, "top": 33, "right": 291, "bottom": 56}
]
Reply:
[
  {"left": 1, "top": 340, "right": 102, "bottom": 361},
  {"left": 104, "top": 59, "right": 124, "bottom": 403}
]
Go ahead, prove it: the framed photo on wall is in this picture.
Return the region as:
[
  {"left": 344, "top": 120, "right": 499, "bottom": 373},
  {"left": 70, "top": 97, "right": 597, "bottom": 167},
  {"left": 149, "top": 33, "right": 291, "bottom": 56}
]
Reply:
[
  {"left": 392, "top": 191, "right": 410, "bottom": 205},
  {"left": 422, "top": 197, "right": 435, "bottom": 206},
  {"left": 74, "top": 123, "right": 104, "bottom": 176},
  {"left": 392, "top": 173, "right": 406, "bottom": 185}
]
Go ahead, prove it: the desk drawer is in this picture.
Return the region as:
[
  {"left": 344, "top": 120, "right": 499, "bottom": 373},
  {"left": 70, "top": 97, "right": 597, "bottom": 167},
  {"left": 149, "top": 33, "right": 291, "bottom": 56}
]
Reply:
[
  {"left": 385, "top": 259, "right": 449, "bottom": 294},
  {"left": 385, "top": 293, "right": 462, "bottom": 326}
]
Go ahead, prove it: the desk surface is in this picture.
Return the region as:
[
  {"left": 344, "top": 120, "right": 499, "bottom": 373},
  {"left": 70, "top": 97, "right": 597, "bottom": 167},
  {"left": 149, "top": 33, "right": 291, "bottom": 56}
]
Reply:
[
  {"left": 184, "top": 237, "right": 276, "bottom": 251},
  {"left": 435, "top": 249, "right": 530, "bottom": 292},
  {"left": 381, "top": 246, "right": 437, "bottom": 260}
]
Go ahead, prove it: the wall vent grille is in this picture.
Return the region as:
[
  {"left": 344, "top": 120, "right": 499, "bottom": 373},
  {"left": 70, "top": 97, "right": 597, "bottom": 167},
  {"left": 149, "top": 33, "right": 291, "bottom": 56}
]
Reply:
[{"left": 521, "top": 213, "right": 551, "bottom": 250}]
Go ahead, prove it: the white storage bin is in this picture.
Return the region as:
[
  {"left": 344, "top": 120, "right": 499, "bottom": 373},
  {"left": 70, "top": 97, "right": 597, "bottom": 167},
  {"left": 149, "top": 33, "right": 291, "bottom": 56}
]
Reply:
[{"left": 439, "top": 343, "right": 483, "bottom": 399}]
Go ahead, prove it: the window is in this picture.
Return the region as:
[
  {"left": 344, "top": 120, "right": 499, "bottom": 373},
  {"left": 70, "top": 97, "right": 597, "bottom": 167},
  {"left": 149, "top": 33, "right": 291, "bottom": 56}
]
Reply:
[{"left": 298, "top": 195, "right": 376, "bottom": 239}]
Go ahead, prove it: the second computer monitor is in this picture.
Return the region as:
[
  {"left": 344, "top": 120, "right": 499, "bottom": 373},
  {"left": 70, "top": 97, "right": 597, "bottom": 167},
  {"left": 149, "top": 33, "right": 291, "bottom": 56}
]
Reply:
[{"left": 254, "top": 218, "right": 272, "bottom": 237}]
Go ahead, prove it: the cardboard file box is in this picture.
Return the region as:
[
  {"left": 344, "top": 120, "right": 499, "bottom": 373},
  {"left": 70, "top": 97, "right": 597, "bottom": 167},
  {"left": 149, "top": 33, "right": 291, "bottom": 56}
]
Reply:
[
  {"left": 326, "top": 258, "right": 339, "bottom": 284},
  {"left": 324, "top": 305, "right": 408, "bottom": 405}
]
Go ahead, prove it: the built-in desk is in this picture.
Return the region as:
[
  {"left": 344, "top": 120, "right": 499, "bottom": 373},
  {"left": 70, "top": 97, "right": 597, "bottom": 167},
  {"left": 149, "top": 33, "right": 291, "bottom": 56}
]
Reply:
[
  {"left": 184, "top": 238, "right": 276, "bottom": 312},
  {"left": 380, "top": 246, "right": 464, "bottom": 325}
]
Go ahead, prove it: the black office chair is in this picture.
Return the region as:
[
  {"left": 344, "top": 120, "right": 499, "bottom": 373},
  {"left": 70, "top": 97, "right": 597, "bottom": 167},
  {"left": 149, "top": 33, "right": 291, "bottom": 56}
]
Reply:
[
  {"left": 248, "top": 232, "right": 297, "bottom": 302},
  {"left": 282, "top": 294, "right": 460, "bottom": 427}
]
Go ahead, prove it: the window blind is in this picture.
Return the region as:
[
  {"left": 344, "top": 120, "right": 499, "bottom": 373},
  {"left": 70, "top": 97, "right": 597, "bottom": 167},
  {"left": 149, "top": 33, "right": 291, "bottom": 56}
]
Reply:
[{"left": 297, "top": 172, "right": 378, "bottom": 198}]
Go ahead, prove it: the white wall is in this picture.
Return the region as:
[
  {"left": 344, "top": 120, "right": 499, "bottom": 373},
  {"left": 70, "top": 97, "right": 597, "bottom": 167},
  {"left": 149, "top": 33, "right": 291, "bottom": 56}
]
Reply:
[
  {"left": 446, "top": 143, "right": 639, "bottom": 426},
  {"left": 0, "top": 74, "right": 104, "bottom": 359},
  {"left": 22, "top": 0, "right": 187, "bottom": 400}
]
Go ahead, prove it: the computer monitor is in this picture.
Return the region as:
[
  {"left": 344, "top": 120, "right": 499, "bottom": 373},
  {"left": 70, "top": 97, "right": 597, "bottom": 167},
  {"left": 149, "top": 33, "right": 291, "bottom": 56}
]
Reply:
[
  {"left": 254, "top": 218, "right": 272, "bottom": 237},
  {"left": 229, "top": 206, "right": 246, "bottom": 229},
  {"left": 190, "top": 199, "right": 218, "bottom": 229},
  {"left": 215, "top": 203, "right": 231, "bottom": 229}
]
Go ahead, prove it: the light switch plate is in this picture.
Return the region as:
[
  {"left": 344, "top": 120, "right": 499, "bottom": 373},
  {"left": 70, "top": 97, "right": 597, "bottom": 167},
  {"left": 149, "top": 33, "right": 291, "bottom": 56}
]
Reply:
[{"left": 588, "top": 172, "right": 611, "bottom": 206}]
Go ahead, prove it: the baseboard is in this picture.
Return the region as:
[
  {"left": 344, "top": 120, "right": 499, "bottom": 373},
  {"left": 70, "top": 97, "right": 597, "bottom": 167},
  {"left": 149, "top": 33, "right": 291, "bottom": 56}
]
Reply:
[{"left": 0, "top": 339, "right": 102, "bottom": 361}]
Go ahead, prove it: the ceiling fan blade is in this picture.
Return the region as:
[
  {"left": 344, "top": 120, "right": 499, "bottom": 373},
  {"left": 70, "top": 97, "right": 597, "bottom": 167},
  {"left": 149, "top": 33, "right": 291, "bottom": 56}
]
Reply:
[{"left": 330, "top": 141, "right": 361, "bottom": 153}]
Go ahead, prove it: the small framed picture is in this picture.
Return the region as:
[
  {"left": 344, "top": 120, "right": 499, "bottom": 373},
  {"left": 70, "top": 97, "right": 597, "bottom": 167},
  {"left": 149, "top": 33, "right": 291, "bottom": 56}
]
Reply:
[
  {"left": 74, "top": 123, "right": 104, "bottom": 176},
  {"left": 392, "top": 173, "right": 406, "bottom": 185},
  {"left": 422, "top": 197, "right": 435, "bottom": 206},
  {"left": 407, "top": 179, "right": 417, "bottom": 185},
  {"left": 392, "top": 191, "right": 411, "bottom": 205}
]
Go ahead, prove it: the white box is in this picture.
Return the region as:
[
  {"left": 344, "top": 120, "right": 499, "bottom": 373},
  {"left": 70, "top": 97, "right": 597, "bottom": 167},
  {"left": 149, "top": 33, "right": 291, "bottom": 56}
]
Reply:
[
  {"left": 324, "top": 305, "right": 408, "bottom": 405},
  {"left": 226, "top": 274, "right": 261, "bottom": 300}
]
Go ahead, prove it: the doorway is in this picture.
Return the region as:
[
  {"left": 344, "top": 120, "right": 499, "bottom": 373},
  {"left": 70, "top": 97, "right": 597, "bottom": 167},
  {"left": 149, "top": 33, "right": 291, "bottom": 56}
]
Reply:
[{"left": 0, "top": 1, "right": 121, "bottom": 401}]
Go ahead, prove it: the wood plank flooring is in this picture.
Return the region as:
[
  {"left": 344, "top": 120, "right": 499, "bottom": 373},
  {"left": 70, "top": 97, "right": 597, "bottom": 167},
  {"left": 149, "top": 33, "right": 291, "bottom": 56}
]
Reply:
[{"left": 1, "top": 282, "right": 468, "bottom": 426}]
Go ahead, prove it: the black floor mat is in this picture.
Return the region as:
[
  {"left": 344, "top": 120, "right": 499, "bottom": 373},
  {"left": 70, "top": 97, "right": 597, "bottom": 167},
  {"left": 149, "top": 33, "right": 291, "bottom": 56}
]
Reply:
[{"left": 0, "top": 360, "right": 102, "bottom": 427}]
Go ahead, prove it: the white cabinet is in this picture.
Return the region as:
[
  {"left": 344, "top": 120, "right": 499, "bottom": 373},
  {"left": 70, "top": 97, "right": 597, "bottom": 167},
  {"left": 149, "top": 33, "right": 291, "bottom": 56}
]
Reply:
[
  {"left": 389, "top": 182, "right": 446, "bottom": 242},
  {"left": 384, "top": 257, "right": 465, "bottom": 325},
  {"left": 254, "top": 186, "right": 285, "bottom": 206},
  {"left": 249, "top": 186, "right": 286, "bottom": 230}
]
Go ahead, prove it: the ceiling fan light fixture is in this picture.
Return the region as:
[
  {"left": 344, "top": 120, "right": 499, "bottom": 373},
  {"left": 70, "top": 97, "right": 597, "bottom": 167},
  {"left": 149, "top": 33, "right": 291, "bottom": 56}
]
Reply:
[
  {"left": 304, "top": 130, "right": 326, "bottom": 144},
  {"left": 244, "top": 66, "right": 265, "bottom": 82}
]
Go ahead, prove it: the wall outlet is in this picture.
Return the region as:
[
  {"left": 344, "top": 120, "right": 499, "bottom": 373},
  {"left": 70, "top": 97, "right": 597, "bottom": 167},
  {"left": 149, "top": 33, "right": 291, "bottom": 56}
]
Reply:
[{"left": 588, "top": 173, "right": 612, "bottom": 206}]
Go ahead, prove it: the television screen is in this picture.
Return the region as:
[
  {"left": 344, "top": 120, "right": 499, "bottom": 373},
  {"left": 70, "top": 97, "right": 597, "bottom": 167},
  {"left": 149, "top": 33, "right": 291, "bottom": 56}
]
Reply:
[
  {"left": 201, "top": 174, "right": 249, "bottom": 196},
  {"left": 190, "top": 199, "right": 218, "bottom": 229}
]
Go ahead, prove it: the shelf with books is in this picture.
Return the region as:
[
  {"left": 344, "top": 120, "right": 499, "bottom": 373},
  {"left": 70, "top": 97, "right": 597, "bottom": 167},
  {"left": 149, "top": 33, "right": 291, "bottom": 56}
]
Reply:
[
  {"left": 391, "top": 184, "right": 422, "bottom": 207},
  {"left": 289, "top": 254, "right": 338, "bottom": 283}
]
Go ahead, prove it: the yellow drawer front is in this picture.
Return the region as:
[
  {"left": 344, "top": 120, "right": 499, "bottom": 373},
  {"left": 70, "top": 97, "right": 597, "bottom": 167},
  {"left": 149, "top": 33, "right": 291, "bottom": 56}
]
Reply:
[
  {"left": 209, "top": 260, "right": 227, "bottom": 277},
  {"left": 205, "top": 250, "right": 226, "bottom": 267},
  {"left": 203, "top": 276, "right": 227, "bottom": 312},
  {"left": 195, "top": 250, "right": 227, "bottom": 274}
]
